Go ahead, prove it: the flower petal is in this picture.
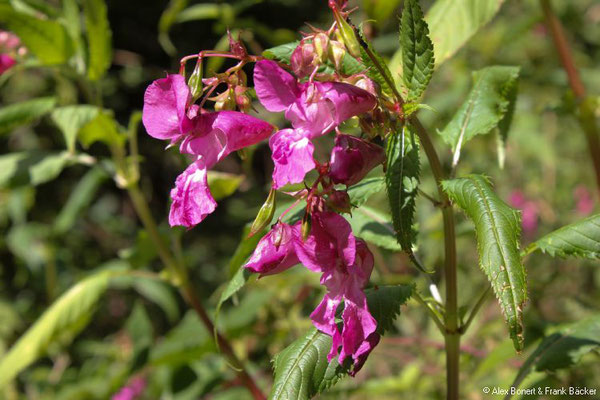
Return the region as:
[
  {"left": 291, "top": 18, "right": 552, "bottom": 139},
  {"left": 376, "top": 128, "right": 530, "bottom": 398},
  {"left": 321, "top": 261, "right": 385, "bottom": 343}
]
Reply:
[
  {"left": 244, "top": 222, "right": 300, "bottom": 276},
  {"left": 168, "top": 159, "right": 217, "bottom": 228},
  {"left": 142, "top": 74, "right": 193, "bottom": 141},
  {"left": 180, "top": 111, "right": 273, "bottom": 168},
  {"left": 269, "top": 129, "right": 316, "bottom": 189},
  {"left": 320, "top": 81, "right": 377, "bottom": 124},
  {"left": 329, "top": 134, "right": 385, "bottom": 186},
  {"left": 254, "top": 60, "right": 300, "bottom": 112},
  {"left": 0, "top": 54, "right": 16, "bottom": 75}
]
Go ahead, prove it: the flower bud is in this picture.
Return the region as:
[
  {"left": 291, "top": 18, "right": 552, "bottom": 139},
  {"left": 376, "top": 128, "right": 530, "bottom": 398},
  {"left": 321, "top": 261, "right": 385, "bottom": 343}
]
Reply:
[
  {"left": 213, "top": 87, "right": 236, "bottom": 111},
  {"left": 301, "top": 212, "right": 312, "bottom": 241},
  {"left": 188, "top": 59, "right": 203, "bottom": 101},
  {"left": 332, "top": 11, "right": 361, "bottom": 58},
  {"left": 329, "top": 40, "right": 346, "bottom": 71},
  {"left": 329, "top": 134, "right": 385, "bottom": 186},
  {"left": 326, "top": 189, "right": 351, "bottom": 214},
  {"left": 355, "top": 76, "right": 377, "bottom": 96},
  {"left": 248, "top": 187, "right": 277, "bottom": 238},
  {"left": 228, "top": 30, "right": 247, "bottom": 58},
  {"left": 291, "top": 41, "right": 316, "bottom": 78},
  {"left": 313, "top": 33, "right": 329, "bottom": 63},
  {"left": 234, "top": 86, "right": 251, "bottom": 113}
]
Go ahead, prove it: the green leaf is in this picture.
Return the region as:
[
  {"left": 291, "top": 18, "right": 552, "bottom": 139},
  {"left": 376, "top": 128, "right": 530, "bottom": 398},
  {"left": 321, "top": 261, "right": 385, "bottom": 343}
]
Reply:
[
  {"left": 527, "top": 214, "right": 600, "bottom": 259},
  {"left": 83, "top": 0, "right": 112, "bottom": 80},
  {"left": 157, "top": 0, "right": 189, "bottom": 55},
  {"left": 510, "top": 315, "right": 600, "bottom": 391},
  {"left": 400, "top": 0, "right": 434, "bottom": 101},
  {"left": 0, "top": 5, "right": 72, "bottom": 65},
  {"left": 78, "top": 111, "right": 125, "bottom": 148},
  {"left": 269, "top": 285, "right": 413, "bottom": 400},
  {"left": 425, "top": 0, "right": 505, "bottom": 67},
  {"left": 385, "top": 124, "right": 420, "bottom": 262},
  {"left": 347, "top": 177, "right": 385, "bottom": 208},
  {"left": 0, "top": 97, "right": 56, "bottom": 135},
  {"left": 442, "top": 175, "right": 526, "bottom": 351},
  {"left": 348, "top": 206, "right": 401, "bottom": 251},
  {"left": 0, "top": 271, "right": 113, "bottom": 388},
  {"left": 359, "top": 37, "right": 396, "bottom": 100},
  {"left": 132, "top": 278, "right": 180, "bottom": 324},
  {"left": 51, "top": 105, "right": 100, "bottom": 152},
  {"left": 207, "top": 171, "right": 243, "bottom": 201},
  {"left": 439, "top": 66, "right": 520, "bottom": 167},
  {"left": 0, "top": 151, "right": 71, "bottom": 188},
  {"left": 175, "top": 3, "right": 222, "bottom": 23},
  {"left": 262, "top": 41, "right": 299, "bottom": 64},
  {"left": 53, "top": 166, "right": 107, "bottom": 234}
]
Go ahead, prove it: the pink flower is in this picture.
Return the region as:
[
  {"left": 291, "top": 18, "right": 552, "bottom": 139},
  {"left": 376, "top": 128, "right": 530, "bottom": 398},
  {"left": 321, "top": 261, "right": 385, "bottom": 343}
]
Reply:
[
  {"left": 269, "top": 129, "right": 316, "bottom": 189},
  {"left": 329, "top": 134, "right": 385, "bottom": 186},
  {"left": 574, "top": 185, "right": 594, "bottom": 215},
  {"left": 112, "top": 376, "right": 146, "bottom": 400},
  {"left": 509, "top": 190, "right": 538, "bottom": 236},
  {"left": 254, "top": 60, "right": 376, "bottom": 139},
  {"left": 244, "top": 222, "right": 300, "bottom": 276},
  {"left": 142, "top": 75, "right": 274, "bottom": 228},
  {"left": 168, "top": 159, "right": 217, "bottom": 228},
  {"left": 0, "top": 54, "right": 15, "bottom": 75},
  {"left": 243, "top": 211, "right": 378, "bottom": 372}
]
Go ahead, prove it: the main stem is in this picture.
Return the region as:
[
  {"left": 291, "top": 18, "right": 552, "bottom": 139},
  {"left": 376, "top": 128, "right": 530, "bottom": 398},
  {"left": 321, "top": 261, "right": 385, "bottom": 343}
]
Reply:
[
  {"left": 540, "top": 0, "right": 600, "bottom": 194},
  {"left": 126, "top": 184, "right": 266, "bottom": 400}
]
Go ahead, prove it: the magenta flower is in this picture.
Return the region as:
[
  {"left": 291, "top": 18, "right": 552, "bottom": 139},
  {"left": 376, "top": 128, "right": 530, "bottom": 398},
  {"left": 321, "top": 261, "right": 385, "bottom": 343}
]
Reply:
[
  {"left": 574, "top": 185, "right": 594, "bottom": 215},
  {"left": 112, "top": 376, "right": 146, "bottom": 400},
  {"left": 329, "top": 134, "right": 385, "bottom": 186},
  {"left": 509, "top": 190, "right": 539, "bottom": 236},
  {"left": 244, "top": 222, "right": 300, "bottom": 276},
  {"left": 254, "top": 60, "right": 376, "bottom": 139},
  {"left": 0, "top": 54, "right": 15, "bottom": 75},
  {"left": 143, "top": 74, "right": 274, "bottom": 228},
  {"left": 243, "top": 211, "right": 378, "bottom": 372},
  {"left": 269, "top": 129, "right": 316, "bottom": 189}
]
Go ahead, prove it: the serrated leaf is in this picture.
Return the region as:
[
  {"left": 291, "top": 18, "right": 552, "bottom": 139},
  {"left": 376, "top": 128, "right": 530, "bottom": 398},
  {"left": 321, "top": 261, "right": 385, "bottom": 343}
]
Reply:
[
  {"left": 442, "top": 175, "right": 526, "bottom": 351},
  {"left": 359, "top": 38, "right": 396, "bottom": 100},
  {"left": 385, "top": 124, "right": 420, "bottom": 261},
  {"left": 269, "top": 285, "right": 413, "bottom": 400},
  {"left": 0, "top": 97, "right": 56, "bottom": 135},
  {"left": 0, "top": 271, "right": 113, "bottom": 388},
  {"left": 527, "top": 214, "right": 600, "bottom": 259},
  {"left": 346, "top": 177, "right": 385, "bottom": 208},
  {"left": 83, "top": 0, "right": 112, "bottom": 80},
  {"left": 510, "top": 315, "right": 600, "bottom": 392},
  {"left": 400, "top": 0, "right": 434, "bottom": 101},
  {"left": 439, "top": 66, "right": 520, "bottom": 166},
  {"left": 51, "top": 105, "right": 100, "bottom": 152},
  {"left": 0, "top": 151, "right": 71, "bottom": 188},
  {"left": 0, "top": 5, "right": 73, "bottom": 65}
]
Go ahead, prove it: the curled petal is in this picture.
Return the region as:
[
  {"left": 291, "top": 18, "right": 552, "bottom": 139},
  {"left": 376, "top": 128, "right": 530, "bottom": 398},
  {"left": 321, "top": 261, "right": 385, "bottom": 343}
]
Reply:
[
  {"left": 142, "top": 74, "right": 193, "bottom": 141},
  {"left": 254, "top": 60, "right": 300, "bottom": 112},
  {"left": 168, "top": 159, "right": 216, "bottom": 228},
  {"left": 244, "top": 222, "right": 300, "bottom": 276},
  {"left": 320, "top": 81, "right": 377, "bottom": 124},
  {"left": 180, "top": 111, "right": 274, "bottom": 168},
  {"left": 329, "top": 134, "right": 385, "bottom": 186},
  {"left": 338, "top": 294, "right": 377, "bottom": 366},
  {"left": 269, "top": 129, "right": 316, "bottom": 189}
]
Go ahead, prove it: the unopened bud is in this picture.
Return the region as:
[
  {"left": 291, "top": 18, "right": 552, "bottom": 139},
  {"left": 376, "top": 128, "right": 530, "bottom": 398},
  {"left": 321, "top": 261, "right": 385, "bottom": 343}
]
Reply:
[
  {"left": 301, "top": 212, "right": 312, "bottom": 241},
  {"left": 313, "top": 33, "right": 329, "bottom": 63},
  {"left": 291, "top": 41, "right": 316, "bottom": 78},
  {"left": 213, "top": 87, "right": 236, "bottom": 111},
  {"left": 248, "top": 187, "right": 277, "bottom": 238},
  {"left": 234, "top": 86, "right": 251, "bottom": 113},
  {"left": 326, "top": 190, "right": 352, "bottom": 214},
  {"left": 329, "top": 40, "right": 346, "bottom": 70},
  {"left": 188, "top": 59, "right": 203, "bottom": 101},
  {"left": 228, "top": 30, "right": 247, "bottom": 58},
  {"left": 333, "top": 12, "right": 361, "bottom": 58}
]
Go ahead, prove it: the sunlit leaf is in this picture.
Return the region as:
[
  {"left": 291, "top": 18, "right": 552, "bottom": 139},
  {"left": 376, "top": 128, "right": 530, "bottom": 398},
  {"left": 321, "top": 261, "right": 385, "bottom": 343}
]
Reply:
[
  {"left": 207, "top": 171, "right": 244, "bottom": 201},
  {"left": 0, "top": 97, "right": 56, "bottom": 135},
  {"left": 527, "top": 214, "right": 600, "bottom": 259},
  {"left": 83, "top": 0, "right": 112, "bottom": 80},
  {"left": 0, "top": 151, "right": 72, "bottom": 188},
  {"left": 51, "top": 105, "right": 100, "bottom": 152},
  {"left": 442, "top": 175, "right": 526, "bottom": 351}
]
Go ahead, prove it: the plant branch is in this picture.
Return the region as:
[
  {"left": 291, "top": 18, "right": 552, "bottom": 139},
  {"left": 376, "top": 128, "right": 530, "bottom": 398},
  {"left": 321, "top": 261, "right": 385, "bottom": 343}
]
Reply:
[
  {"left": 125, "top": 184, "right": 266, "bottom": 400},
  {"left": 460, "top": 287, "right": 491, "bottom": 333},
  {"left": 413, "top": 291, "right": 446, "bottom": 334},
  {"left": 540, "top": 0, "right": 600, "bottom": 194}
]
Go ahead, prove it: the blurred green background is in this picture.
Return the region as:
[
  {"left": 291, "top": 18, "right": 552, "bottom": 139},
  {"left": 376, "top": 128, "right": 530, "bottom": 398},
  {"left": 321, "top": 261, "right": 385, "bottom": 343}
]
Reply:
[{"left": 1, "top": 0, "right": 599, "bottom": 399}]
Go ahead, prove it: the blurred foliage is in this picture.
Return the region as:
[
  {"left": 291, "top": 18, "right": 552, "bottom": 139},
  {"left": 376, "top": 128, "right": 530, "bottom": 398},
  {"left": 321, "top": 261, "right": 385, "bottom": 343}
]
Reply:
[{"left": 1, "top": 0, "right": 599, "bottom": 399}]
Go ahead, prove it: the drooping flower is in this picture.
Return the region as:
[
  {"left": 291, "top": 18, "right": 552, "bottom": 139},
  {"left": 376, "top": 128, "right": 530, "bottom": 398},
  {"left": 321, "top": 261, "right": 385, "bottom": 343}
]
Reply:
[
  {"left": 269, "top": 129, "right": 316, "bottom": 189},
  {"left": 329, "top": 134, "right": 385, "bottom": 186},
  {"left": 243, "top": 211, "right": 378, "bottom": 372},
  {"left": 142, "top": 74, "right": 274, "bottom": 228},
  {"left": 254, "top": 60, "right": 376, "bottom": 139}
]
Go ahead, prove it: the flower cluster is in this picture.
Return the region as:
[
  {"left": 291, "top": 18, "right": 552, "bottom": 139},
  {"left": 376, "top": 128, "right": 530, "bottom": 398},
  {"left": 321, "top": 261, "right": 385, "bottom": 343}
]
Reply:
[
  {"left": 142, "top": 19, "right": 386, "bottom": 372},
  {"left": 0, "top": 31, "right": 25, "bottom": 75}
]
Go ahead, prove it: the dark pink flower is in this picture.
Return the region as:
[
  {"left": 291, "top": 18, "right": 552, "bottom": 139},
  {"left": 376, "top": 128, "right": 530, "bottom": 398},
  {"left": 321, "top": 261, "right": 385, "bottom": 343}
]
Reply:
[
  {"left": 290, "top": 41, "right": 316, "bottom": 78},
  {"left": 244, "top": 222, "right": 300, "bottom": 275},
  {"left": 269, "top": 129, "right": 316, "bottom": 189},
  {"left": 329, "top": 134, "right": 385, "bottom": 186},
  {"left": 254, "top": 60, "right": 376, "bottom": 139},
  {"left": 0, "top": 54, "right": 15, "bottom": 75},
  {"left": 168, "top": 159, "right": 217, "bottom": 228},
  {"left": 509, "top": 190, "right": 538, "bottom": 236},
  {"left": 574, "top": 185, "right": 594, "bottom": 215},
  {"left": 112, "top": 376, "right": 146, "bottom": 400}
]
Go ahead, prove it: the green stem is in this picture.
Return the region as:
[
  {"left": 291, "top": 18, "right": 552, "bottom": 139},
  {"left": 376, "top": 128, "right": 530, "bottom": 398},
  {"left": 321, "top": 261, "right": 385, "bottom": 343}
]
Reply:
[
  {"left": 540, "top": 0, "right": 600, "bottom": 194},
  {"left": 460, "top": 287, "right": 491, "bottom": 333},
  {"left": 413, "top": 291, "right": 446, "bottom": 334}
]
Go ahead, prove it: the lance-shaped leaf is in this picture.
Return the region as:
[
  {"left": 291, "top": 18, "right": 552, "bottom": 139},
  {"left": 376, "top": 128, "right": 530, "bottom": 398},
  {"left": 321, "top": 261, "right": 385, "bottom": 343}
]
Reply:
[
  {"left": 400, "top": 0, "right": 434, "bottom": 101},
  {"left": 0, "top": 270, "right": 114, "bottom": 388},
  {"left": 51, "top": 105, "right": 100, "bottom": 152},
  {"left": 439, "top": 66, "right": 520, "bottom": 167},
  {"left": 359, "top": 36, "right": 396, "bottom": 100},
  {"left": 442, "top": 175, "right": 526, "bottom": 351},
  {"left": 269, "top": 285, "right": 413, "bottom": 400},
  {"left": 526, "top": 214, "right": 600, "bottom": 259},
  {"left": 83, "top": 0, "right": 112, "bottom": 80},
  {"left": 509, "top": 315, "right": 600, "bottom": 394},
  {"left": 385, "top": 124, "right": 421, "bottom": 263},
  {"left": 0, "top": 97, "right": 56, "bottom": 135}
]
